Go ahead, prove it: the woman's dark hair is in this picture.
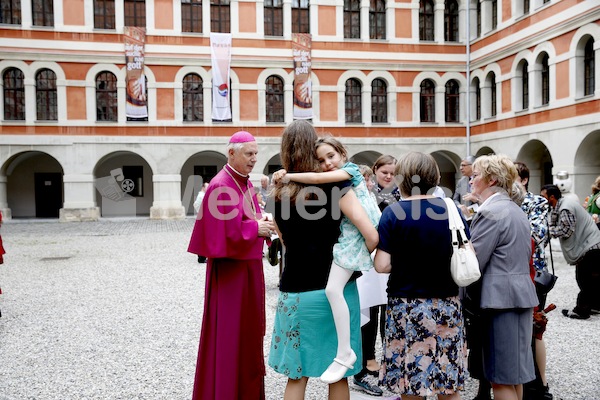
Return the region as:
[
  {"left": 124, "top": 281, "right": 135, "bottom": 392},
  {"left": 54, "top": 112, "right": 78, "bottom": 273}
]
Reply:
[{"left": 273, "top": 120, "right": 319, "bottom": 202}]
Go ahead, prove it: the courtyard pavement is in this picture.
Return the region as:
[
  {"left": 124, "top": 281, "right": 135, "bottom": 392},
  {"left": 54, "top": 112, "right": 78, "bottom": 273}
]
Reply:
[{"left": 0, "top": 218, "right": 598, "bottom": 399}]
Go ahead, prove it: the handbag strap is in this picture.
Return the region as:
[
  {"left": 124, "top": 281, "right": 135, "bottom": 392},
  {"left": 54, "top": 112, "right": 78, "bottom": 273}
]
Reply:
[{"left": 443, "top": 198, "right": 468, "bottom": 246}]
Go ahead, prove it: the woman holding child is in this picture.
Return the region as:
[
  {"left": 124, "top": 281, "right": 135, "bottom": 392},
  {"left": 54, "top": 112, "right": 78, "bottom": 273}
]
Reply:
[{"left": 268, "top": 120, "right": 378, "bottom": 400}]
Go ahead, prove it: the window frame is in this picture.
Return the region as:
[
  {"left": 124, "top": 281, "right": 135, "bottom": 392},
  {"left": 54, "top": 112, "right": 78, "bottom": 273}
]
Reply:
[
  {"left": 181, "top": 0, "right": 202, "bottom": 33},
  {"left": 32, "top": 0, "right": 54, "bottom": 27},
  {"left": 211, "top": 0, "right": 230, "bottom": 33},
  {"left": 3, "top": 67, "right": 25, "bottom": 121},
  {"left": 266, "top": 75, "right": 285, "bottom": 123},
  {"left": 96, "top": 71, "right": 118, "bottom": 122},
  {"left": 420, "top": 79, "right": 435, "bottom": 122},
  {"left": 371, "top": 78, "right": 387, "bottom": 123},
  {"left": 291, "top": 0, "right": 309, "bottom": 34},
  {"left": 369, "top": 0, "right": 386, "bottom": 40},
  {"left": 541, "top": 54, "right": 549, "bottom": 106},
  {"left": 36, "top": 69, "right": 58, "bottom": 121},
  {"left": 183, "top": 73, "right": 204, "bottom": 122},
  {"left": 343, "top": 0, "right": 360, "bottom": 39},
  {"left": 419, "top": 0, "right": 435, "bottom": 41},
  {"left": 444, "top": 0, "right": 459, "bottom": 42},
  {"left": 445, "top": 80, "right": 460, "bottom": 122},
  {"left": 345, "top": 78, "right": 362, "bottom": 123},
  {"left": 124, "top": 0, "right": 146, "bottom": 27},
  {"left": 264, "top": 0, "right": 283, "bottom": 37},
  {"left": 94, "top": 0, "right": 115, "bottom": 29},
  {"left": 0, "top": 0, "right": 21, "bottom": 24},
  {"left": 584, "top": 39, "right": 595, "bottom": 97}
]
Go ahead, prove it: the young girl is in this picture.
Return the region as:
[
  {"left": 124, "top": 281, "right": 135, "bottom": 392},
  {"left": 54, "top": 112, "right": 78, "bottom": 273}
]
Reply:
[{"left": 274, "top": 137, "right": 381, "bottom": 384}]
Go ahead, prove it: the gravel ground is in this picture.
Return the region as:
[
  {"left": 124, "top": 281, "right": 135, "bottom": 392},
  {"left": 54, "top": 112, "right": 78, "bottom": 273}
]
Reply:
[{"left": 0, "top": 218, "right": 598, "bottom": 400}]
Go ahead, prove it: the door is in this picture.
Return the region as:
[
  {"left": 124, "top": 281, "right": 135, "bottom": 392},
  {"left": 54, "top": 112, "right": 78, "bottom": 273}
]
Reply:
[{"left": 34, "top": 173, "right": 63, "bottom": 218}]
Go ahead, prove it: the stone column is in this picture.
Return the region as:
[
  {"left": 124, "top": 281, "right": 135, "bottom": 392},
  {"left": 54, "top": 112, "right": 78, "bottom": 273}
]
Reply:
[
  {"left": 0, "top": 175, "right": 11, "bottom": 220},
  {"left": 150, "top": 174, "right": 186, "bottom": 219},
  {"left": 59, "top": 174, "right": 100, "bottom": 222}
]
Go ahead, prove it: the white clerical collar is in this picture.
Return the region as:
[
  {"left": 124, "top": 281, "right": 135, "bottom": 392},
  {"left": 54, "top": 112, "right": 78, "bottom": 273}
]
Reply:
[{"left": 227, "top": 164, "right": 247, "bottom": 177}]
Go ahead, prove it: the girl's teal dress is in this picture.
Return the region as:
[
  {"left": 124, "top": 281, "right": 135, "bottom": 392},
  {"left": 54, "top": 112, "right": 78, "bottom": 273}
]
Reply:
[{"left": 333, "top": 162, "right": 381, "bottom": 271}]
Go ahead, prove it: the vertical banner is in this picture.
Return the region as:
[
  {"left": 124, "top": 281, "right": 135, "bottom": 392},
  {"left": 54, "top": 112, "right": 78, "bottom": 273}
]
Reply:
[
  {"left": 292, "top": 33, "right": 313, "bottom": 120},
  {"left": 210, "top": 33, "right": 233, "bottom": 121},
  {"left": 124, "top": 27, "right": 147, "bottom": 119}
]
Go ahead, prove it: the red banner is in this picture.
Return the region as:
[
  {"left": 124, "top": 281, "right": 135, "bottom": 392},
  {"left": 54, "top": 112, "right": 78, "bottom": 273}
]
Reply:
[
  {"left": 124, "top": 26, "right": 147, "bottom": 119},
  {"left": 292, "top": 33, "right": 313, "bottom": 120}
]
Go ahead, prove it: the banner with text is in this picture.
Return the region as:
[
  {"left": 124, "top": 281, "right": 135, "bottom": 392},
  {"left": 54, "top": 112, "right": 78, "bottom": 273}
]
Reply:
[
  {"left": 210, "top": 33, "right": 233, "bottom": 121},
  {"left": 124, "top": 26, "right": 147, "bottom": 119},
  {"left": 292, "top": 33, "right": 313, "bottom": 120}
]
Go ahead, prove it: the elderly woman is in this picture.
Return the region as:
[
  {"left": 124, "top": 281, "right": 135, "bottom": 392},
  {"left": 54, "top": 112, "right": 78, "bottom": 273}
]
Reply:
[
  {"left": 374, "top": 151, "right": 467, "bottom": 400},
  {"left": 468, "top": 154, "right": 539, "bottom": 400}
]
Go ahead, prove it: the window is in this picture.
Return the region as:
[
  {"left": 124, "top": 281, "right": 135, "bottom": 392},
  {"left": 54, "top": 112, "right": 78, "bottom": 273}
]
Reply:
[
  {"left": 96, "top": 72, "right": 118, "bottom": 121},
  {"left": 420, "top": 79, "right": 435, "bottom": 122},
  {"left": 1, "top": 0, "right": 21, "bottom": 24},
  {"left": 32, "top": 0, "right": 53, "bottom": 26},
  {"left": 584, "top": 38, "right": 595, "bottom": 96},
  {"left": 264, "top": 0, "right": 283, "bottom": 36},
  {"left": 369, "top": 0, "right": 385, "bottom": 40},
  {"left": 474, "top": 78, "right": 481, "bottom": 120},
  {"left": 345, "top": 78, "right": 362, "bottom": 123},
  {"left": 523, "top": 0, "right": 529, "bottom": 14},
  {"left": 292, "top": 0, "right": 309, "bottom": 34},
  {"left": 541, "top": 53, "right": 549, "bottom": 105},
  {"left": 211, "top": 0, "right": 230, "bottom": 33},
  {"left": 476, "top": 1, "right": 481, "bottom": 37},
  {"left": 94, "top": 0, "right": 115, "bottom": 29},
  {"left": 36, "top": 69, "right": 57, "bottom": 121},
  {"left": 183, "top": 73, "right": 203, "bottom": 122},
  {"left": 419, "top": 0, "right": 434, "bottom": 41},
  {"left": 522, "top": 61, "right": 529, "bottom": 109},
  {"left": 182, "top": 0, "right": 202, "bottom": 33},
  {"left": 444, "top": 0, "right": 458, "bottom": 42},
  {"left": 490, "top": 72, "right": 497, "bottom": 117},
  {"left": 445, "top": 80, "right": 459, "bottom": 122},
  {"left": 124, "top": 0, "right": 145, "bottom": 27},
  {"left": 344, "top": 0, "right": 360, "bottom": 39},
  {"left": 3, "top": 68, "right": 25, "bottom": 120},
  {"left": 491, "top": 0, "right": 497, "bottom": 30},
  {"left": 266, "top": 76, "right": 284, "bottom": 123},
  {"left": 371, "top": 78, "right": 387, "bottom": 123}
]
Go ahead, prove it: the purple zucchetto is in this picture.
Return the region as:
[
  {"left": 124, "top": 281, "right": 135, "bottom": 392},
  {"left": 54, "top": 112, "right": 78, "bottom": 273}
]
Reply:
[{"left": 228, "top": 131, "right": 256, "bottom": 143}]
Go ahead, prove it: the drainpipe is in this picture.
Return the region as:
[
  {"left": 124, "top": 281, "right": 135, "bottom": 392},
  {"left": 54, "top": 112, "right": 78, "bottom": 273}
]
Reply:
[{"left": 465, "top": 0, "right": 471, "bottom": 156}]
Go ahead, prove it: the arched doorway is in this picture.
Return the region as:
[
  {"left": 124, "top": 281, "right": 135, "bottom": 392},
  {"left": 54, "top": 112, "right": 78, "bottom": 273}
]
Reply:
[{"left": 181, "top": 151, "right": 227, "bottom": 216}]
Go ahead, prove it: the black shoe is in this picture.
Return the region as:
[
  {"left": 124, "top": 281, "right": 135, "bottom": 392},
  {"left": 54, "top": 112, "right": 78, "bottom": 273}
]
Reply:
[
  {"left": 366, "top": 368, "right": 379, "bottom": 378},
  {"left": 197, "top": 255, "right": 206, "bottom": 263},
  {"left": 353, "top": 377, "right": 383, "bottom": 396},
  {"left": 562, "top": 309, "right": 589, "bottom": 319}
]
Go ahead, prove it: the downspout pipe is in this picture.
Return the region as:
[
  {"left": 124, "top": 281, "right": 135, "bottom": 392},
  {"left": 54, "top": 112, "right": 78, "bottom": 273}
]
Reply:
[{"left": 465, "top": 0, "right": 471, "bottom": 157}]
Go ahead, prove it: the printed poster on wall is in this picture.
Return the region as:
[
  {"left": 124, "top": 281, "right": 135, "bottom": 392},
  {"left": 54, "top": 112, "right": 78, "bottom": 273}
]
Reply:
[
  {"left": 292, "top": 33, "right": 313, "bottom": 120},
  {"left": 124, "top": 26, "right": 147, "bottom": 119},
  {"left": 210, "top": 33, "right": 233, "bottom": 121}
]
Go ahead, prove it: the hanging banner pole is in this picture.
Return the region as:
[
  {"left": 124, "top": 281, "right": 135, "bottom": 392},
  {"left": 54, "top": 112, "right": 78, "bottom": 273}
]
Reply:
[
  {"left": 210, "top": 33, "right": 233, "bottom": 121},
  {"left": 292, "top": 33, "right": 313, "bottom": 120}
]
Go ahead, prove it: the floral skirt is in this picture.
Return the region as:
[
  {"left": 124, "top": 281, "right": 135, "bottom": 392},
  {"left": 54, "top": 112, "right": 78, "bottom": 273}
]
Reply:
[
  {"left": 268, "top": 281, "right": 363, "bottom": 379},
  {"left": 380, "top": 296, "right": 468, "bottom": 396}
]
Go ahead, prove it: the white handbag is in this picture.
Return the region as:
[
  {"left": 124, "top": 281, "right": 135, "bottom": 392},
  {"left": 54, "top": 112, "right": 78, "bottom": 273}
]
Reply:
[{"left": 443, "top": 198, "right": 481, "bottom": 287}]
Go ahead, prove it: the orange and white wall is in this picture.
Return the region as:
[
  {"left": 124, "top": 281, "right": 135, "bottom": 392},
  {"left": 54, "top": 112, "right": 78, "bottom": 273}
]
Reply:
[{"left": 0, "top": 0, "right": 599, "bottom": 220}]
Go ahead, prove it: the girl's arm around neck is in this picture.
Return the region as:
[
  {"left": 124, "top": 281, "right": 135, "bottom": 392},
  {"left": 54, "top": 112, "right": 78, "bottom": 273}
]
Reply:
[{"left": 287, "top": 169, "right": 351, "bottom": 185}]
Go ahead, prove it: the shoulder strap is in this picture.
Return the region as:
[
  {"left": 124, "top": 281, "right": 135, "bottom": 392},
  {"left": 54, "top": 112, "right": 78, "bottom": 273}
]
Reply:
[{"left": 443, "top": 197, "right": 469, "bottom": 245}]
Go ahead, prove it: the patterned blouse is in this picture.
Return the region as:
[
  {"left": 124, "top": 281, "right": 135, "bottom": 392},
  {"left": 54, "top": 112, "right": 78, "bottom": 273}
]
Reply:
[{"left": 521, "top": 192, "right": 549, "bottom": 271}]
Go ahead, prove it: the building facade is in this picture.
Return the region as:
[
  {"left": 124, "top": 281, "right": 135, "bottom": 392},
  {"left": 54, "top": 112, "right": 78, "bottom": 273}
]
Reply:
[{"left": 0, "top": 0, "right": 598, "bottom": 220}]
